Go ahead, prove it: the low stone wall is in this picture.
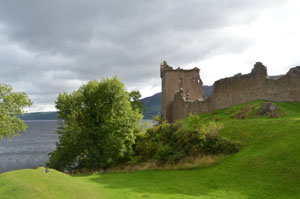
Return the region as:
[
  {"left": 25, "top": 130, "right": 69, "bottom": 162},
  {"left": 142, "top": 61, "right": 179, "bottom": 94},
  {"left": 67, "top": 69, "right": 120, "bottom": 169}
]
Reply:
[{"left": 171, "top": 62, "right": 300, "bottom": 121}]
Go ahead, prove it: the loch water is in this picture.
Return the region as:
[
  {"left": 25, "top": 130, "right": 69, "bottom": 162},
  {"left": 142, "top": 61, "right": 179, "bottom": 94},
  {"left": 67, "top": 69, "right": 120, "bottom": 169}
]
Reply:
[
  {"left": 0, "top": 121, "right": 58, "bottom": 173},
  {"left": 0, "top": 120, "right": 153, "bottom": 173}
]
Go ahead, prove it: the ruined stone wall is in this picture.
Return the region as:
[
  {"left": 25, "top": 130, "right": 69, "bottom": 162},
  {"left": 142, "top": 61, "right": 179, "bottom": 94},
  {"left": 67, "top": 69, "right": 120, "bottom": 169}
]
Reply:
[
  {"left": 171, "top": 62, "right": 300, "bottom": 121},
  {"left": 161, "top": 61, "right": 204, "bottom": 122}
]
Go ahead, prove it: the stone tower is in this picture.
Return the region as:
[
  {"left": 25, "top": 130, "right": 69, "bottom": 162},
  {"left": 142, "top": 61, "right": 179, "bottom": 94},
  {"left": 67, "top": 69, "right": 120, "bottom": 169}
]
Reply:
[{"left": 160, "top": 61, "right": 204, "bottom": 122}]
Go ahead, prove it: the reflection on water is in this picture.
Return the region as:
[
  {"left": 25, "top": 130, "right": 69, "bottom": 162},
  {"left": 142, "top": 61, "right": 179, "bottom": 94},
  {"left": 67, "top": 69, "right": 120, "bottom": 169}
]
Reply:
[{"left": 0, "top": 119, "right": 153, "bottom": 173}]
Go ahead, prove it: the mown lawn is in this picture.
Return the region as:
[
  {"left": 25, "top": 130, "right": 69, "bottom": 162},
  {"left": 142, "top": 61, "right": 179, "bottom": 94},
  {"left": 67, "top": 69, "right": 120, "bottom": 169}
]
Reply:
[{"left": 1, "top": 100, "right": 300, "bottom": 199}]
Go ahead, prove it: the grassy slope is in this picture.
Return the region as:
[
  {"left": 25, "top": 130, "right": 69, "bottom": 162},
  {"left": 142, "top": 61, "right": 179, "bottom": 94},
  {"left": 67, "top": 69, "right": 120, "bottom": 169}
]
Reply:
[
  {"left": 0, "top": 168, "right": 104, "bottom": 199},
  {"left": 1, "top": 100, "right": 300, "bottom": 199}
]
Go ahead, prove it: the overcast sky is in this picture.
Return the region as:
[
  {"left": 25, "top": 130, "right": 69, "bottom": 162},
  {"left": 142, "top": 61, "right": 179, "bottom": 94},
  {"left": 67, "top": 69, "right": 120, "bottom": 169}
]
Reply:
[{"left": 0, "top": 0, "right": 300, "bottom": 112}]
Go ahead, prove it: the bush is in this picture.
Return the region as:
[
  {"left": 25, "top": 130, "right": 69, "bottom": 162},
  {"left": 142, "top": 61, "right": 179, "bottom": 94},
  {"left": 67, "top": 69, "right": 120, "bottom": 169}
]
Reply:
[
  {"left": 155, "top": 144, "right": 173, "bottom": 162},
  {"left": 204, "top": 133, "right": 240, "bottom": 154},
  {"left": 134, "top": 121, "right": 240, "bottom": 164}
]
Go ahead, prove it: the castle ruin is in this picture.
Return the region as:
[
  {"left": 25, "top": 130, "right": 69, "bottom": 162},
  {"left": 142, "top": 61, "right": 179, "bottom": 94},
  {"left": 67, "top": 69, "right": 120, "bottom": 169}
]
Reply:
[
  {"left": 161, "top": 61, "right": 300, "bottom": 122},
  {"left": 161, "top": 61, "right": 204, "bottom": 122}
]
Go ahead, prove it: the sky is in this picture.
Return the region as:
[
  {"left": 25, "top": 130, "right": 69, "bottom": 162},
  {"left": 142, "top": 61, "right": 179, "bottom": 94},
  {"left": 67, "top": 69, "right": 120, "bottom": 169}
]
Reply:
[{"left": 0, "top": 0, "right": 300, "bottom": 112}]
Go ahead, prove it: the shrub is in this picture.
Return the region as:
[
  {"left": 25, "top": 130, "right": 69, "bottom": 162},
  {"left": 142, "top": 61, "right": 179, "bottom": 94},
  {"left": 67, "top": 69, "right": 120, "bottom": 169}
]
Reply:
[
  {"left": 155, "top": 144, "right": 173, "bottom": 162},
  {"left": 134, "top": 121, "right": 240, "bottom": 164}
]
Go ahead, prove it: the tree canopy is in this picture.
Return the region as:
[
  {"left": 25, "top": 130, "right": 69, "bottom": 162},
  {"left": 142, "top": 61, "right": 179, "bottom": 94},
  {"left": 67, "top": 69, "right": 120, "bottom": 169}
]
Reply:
[
  {"left": 0, "top": 83, "right": 32, "bottom": 139},
  {"left": 47, "top": 77, "right": 143, "bottom": 172}
]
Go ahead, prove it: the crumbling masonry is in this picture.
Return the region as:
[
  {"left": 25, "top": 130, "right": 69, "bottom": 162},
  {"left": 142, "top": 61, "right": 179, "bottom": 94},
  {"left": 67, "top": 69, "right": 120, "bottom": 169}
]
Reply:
[
  {"left": 161, "top": 61, "right": 205, "bottom": 122},
  {"left": 161, "top": 61, "right": 300, "bottom": 122}
]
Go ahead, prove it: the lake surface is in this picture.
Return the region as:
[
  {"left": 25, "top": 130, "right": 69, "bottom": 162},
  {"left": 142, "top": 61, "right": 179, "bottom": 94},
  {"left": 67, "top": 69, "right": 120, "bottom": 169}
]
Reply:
[
  {"left": 0, "top": 119, "right": 153, "bottom": 174},
  {"left": 0, "top": 121, "right": 58, "bottom": 173}
]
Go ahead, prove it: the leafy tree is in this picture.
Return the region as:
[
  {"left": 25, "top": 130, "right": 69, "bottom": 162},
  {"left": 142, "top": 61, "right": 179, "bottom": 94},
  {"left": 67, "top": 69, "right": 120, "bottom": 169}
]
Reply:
[
  {"left": 0, "top": 83, "right": 32, "bottom": 139},
  {"left": 47, "top": 77, "right": 143, "bottom": 172},
  {"left": 129, "top": 90, "right": 144, "bottom": 114}
]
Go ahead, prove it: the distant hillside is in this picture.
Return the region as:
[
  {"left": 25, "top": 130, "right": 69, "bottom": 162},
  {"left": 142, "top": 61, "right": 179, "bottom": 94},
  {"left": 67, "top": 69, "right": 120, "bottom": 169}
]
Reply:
[
  {"left": 19, "top": 112, "right": 58, "bottom": 120},
  {"left": 141, "top": 92, "right": 162, "bottom": 119},
  {"left": 141, "top": 85, "right": 213, "bottom": 119},
  {"left": 268, "top": 75, "right": 284, "bottom": 80},
  {"left": 20, "top": 86, "right": 213, "bottom": 120},
  {"left": 203, "top": 85, "right": 213, "bottom": 98}
]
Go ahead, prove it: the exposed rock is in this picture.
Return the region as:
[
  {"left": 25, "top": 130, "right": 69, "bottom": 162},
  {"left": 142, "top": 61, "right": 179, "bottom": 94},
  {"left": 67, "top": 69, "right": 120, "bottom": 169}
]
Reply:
[
  {"left": 257, "top": 102, "right": 284, "bottom": 118},
  {"left": 234, "top": 105, "right": 253, "bottom": 119},
  {"left": 257, "top": 102, "right": 277, "bottom": 115}
]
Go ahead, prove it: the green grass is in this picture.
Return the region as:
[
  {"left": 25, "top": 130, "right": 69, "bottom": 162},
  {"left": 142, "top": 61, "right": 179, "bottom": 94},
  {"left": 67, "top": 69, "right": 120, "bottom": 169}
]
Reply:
[{"left": 1, "top": 100, "right": 300, "bottom": 199}]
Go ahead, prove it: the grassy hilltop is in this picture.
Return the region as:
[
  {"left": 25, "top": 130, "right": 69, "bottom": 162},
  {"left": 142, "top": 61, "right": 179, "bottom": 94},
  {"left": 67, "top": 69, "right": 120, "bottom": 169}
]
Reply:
[{"left": 1, "top": 100, "right": 300, "bottom": 199}]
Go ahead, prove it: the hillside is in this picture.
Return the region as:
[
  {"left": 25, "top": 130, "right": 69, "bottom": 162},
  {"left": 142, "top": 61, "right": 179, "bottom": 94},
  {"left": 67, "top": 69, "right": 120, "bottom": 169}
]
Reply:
[
  {"left": 2, "top": 100, "right": 300, "bottom": 199},
  {"left": 203, "top": 85, "right": 213, "bottom": 98},
  {"left": 18, "top": 93, "right": 160, "bottom": 120},
  {"left": 142, "top": 92, "right": 162, "bottom": 119},
  {"left": 142, "top": 85, "right": 213, "bottom": 119},
  {"left": 18, "top": 86, "right": 213, "bottom": 120},
  {"left": 18, "top": 112, "right": 58, "bottom": 120}
]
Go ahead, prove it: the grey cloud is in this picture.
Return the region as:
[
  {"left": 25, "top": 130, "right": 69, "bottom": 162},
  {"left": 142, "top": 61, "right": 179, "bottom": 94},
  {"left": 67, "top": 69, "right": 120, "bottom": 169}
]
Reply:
[
  {"left": 0, "top": 0, "right": 287, "bottom": 111},
  {"left": 0, "top": 0, "right": 284, "bottom": 53}
]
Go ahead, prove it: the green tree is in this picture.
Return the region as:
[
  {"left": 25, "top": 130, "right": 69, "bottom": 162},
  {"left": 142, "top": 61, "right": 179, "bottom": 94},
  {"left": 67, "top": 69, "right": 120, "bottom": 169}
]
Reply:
[
  {"left": 0, "top": 83, "right": 32, "bottom": 139},
  {"left": 129, "top": 90, "right": 144, "bottom": 114},
  {"left": 47, "top": 77, "right": 143, "bottom": 172}
]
